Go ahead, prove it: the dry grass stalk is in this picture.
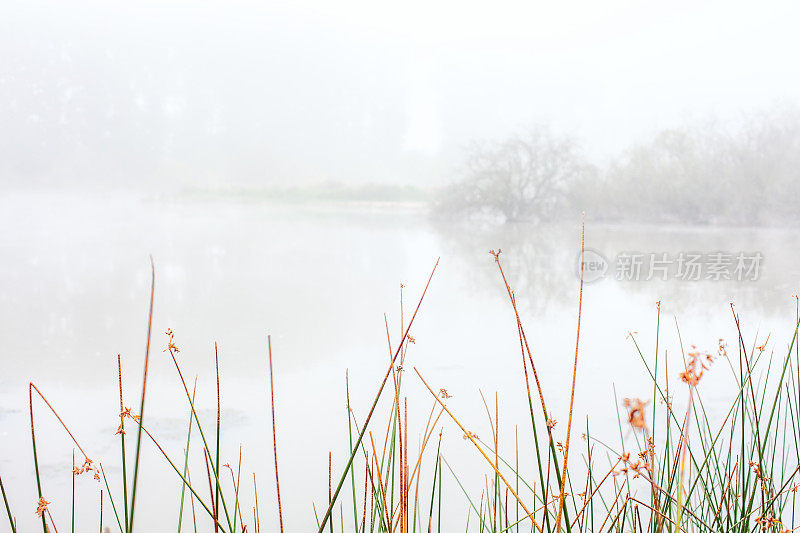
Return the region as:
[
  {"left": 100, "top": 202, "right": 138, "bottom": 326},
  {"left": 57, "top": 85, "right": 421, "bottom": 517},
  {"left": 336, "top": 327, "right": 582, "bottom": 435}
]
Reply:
[
  {"left": 555, "top": 214, "right": 585, "bottom": 532},
  {"left": 267, "top": 335, "right": 284, "bottom": 532},
  {"left": 414, "top": 367, "right": 543, "bottom": 532}
]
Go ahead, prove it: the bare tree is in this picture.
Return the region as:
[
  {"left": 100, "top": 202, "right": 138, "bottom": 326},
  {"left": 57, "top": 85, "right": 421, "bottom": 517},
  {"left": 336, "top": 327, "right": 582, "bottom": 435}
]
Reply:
[
  {"left": 437, "top": 127, "right": 594, "bottom": 222},
  {"left": 600, "top": 107, "right": 800, "bottom": 225}
]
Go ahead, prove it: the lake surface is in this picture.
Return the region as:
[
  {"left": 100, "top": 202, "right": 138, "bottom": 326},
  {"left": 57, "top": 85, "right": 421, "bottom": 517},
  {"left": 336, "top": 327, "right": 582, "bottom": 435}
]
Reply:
[{"left": 2, "top": 192, "right": 799, "bottom": 531}]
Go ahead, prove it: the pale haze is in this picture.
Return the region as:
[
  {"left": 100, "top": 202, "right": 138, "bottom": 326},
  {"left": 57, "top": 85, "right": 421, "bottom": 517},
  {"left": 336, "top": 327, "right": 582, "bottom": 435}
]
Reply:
[
  {"left": 3, "top": 0, "right": 800, "bottom": 189},
  {"left": 2, "top": 1, "right": 800, "bottom": 531}
]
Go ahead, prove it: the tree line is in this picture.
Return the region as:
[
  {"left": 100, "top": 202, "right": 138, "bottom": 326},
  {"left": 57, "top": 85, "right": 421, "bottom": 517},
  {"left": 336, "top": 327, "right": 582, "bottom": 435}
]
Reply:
[{"left": 435, "top": 107, "right": 800, "bottom": 226}]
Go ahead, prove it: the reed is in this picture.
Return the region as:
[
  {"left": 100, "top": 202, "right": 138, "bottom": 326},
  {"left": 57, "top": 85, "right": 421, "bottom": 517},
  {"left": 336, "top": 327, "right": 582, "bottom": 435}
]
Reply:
[
  {"left": 268, "top": 335, "right": 284, "bottom": 532},
  {"left": 6, "top": 238, "right": 800, "bottom": 533},
  {"left": 177, "top": 379, "right": 197, "bottom": 533},
  {"left": 127, "top": 256, "right": 155, "bottom": 533},
  {"left": 0, "top": 474, "right": 15, "bottom": 533}
]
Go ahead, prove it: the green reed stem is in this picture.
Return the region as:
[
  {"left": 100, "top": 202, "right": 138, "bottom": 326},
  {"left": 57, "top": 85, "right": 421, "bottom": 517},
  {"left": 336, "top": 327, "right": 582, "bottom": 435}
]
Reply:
[
  {"left": 29, "top": 384, "right": 47, "bottom": 533},
  {"left": 0, "top": 474, "right": 16, "bottom": 533},
  {"left": 128, "top": 256, "right": 155, "bottom": 533},
  {"left": 215, "top": 343, "right": 221, "bottom": 526},
  {"left": 178, "top": 379, "right": 198, "bottom": 533},
  {"left": 99, "top": 464, "right": 124, "bottom": 533},
  {"left": 316, "top": 258, "right": 438, "bottom": 533}
]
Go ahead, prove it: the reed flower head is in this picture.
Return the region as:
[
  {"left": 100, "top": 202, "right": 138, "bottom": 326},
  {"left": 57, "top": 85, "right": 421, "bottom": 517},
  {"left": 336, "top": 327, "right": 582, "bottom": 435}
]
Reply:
[
  {"left": 35, "top": 497, "right": 49, "bottom": 517},
  {"left": 164, "top": 328, "right": 180, "bottom": 354},
  {"left": 462, "top": 430, "right": 478, "bottom": 440},
  {"left": 718, "top": 338, "right": 728, "bottom": 357},
  {"left": 72, "top": 457, "right": 95, "bottom": 476},
  {"left": 615, "top": 454, "right": 651, "bottom": 479},
  {"left": 120, "top": 406, "right": 139, "bottom": 422},
  {"left": 680, "top": 346, "right": 714, "bottom": 387},
  {"left": 754, "top": 514, "right": 782, "bottom": 530},
  {"left": 622, "top": 398, "right": 649, "bottom": 430}
]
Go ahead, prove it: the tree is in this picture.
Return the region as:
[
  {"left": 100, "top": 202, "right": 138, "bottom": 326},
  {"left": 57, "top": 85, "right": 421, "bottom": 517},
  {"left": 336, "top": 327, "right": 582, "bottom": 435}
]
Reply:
[
  {"left": 437, "top": 127, "right": 594, "bottom": 222},
  {"left": 601, "top": 107, "right": 800, "bottom": 225}
]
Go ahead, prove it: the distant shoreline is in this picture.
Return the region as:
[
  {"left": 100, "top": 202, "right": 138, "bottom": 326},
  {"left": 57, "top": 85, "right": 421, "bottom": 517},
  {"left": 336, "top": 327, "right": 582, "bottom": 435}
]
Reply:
[{"left": 179, "top": 182, "right": 432, "bottom": 205}]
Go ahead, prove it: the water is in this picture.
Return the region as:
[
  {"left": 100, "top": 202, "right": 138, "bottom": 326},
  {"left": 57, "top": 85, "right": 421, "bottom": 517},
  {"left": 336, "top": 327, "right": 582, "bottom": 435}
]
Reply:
[{"left": 1, "top": 192, "right": 798, "bottom": 531}]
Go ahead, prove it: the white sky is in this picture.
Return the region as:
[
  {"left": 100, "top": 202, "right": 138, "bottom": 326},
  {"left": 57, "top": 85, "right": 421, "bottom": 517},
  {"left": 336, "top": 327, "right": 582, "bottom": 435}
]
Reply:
[{"left": 3, "top": 0, "right": 800, "bottom": 186}]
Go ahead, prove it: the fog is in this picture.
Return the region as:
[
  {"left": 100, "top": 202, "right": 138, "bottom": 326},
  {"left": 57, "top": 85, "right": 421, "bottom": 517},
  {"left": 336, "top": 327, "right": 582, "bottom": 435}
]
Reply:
[
  {"left": 4, "top": 0, "right": 800, "bottom": 192},
  {"left": 3, "top": 1, "right": 800, "bottom": 531}
]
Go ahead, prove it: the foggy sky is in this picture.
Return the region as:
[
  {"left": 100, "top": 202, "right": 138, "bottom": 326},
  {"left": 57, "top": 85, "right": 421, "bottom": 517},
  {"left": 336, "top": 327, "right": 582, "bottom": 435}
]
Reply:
[{"left": 2, "top": 0, "right": 799, "bottom": 190}]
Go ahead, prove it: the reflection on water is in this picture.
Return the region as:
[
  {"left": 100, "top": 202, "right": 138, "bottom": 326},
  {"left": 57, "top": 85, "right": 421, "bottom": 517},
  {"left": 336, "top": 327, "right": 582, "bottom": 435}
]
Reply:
[
  {"left": 1, "top": 192, "right": 798, "bottom": 530},
  {"left": 435, "top": 217, "right": 799, "bottom": 318}
]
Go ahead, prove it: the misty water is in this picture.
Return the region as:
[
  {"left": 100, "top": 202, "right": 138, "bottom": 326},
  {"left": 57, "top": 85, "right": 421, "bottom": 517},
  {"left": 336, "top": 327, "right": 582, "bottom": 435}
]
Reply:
[{"left": 2, "top": 192, "right": 798, "bottom": 531}]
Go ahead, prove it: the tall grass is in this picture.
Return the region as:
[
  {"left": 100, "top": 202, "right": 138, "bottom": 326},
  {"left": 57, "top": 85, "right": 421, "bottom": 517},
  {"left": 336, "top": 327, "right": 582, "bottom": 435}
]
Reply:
[{"left": 3, "top": 236, "right": 800, "bottom": 532}]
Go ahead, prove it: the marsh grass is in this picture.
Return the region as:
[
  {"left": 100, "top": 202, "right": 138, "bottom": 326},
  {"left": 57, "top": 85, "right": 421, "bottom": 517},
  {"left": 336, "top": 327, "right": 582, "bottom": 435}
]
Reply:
[{"left": 2, "top": 230, "right": 800, "bottom": 533}]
